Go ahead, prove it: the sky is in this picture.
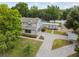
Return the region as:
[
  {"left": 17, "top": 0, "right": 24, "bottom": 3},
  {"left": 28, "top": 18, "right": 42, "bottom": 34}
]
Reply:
[{"left": 0, "top": 2, "right": 79, "bottom": 9}]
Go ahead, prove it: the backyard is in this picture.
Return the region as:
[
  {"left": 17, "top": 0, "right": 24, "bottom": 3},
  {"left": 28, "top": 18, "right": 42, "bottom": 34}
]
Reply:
[{"left": 3, "top": 38, "right": 42, "bottom": 57}]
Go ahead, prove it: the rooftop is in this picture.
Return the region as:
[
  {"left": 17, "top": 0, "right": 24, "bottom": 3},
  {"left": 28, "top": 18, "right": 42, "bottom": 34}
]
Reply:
[{"left": 21, "top": 17, "right": 41, "bottom": 24}]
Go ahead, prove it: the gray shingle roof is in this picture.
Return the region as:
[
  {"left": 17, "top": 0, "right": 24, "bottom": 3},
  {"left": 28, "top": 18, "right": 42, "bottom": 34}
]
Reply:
[
  {"left": 21, "top": 17, "right": 40, "bottom": 24},
  {"left": 21, "top": 17, "right": 41, "bottom": 30}
]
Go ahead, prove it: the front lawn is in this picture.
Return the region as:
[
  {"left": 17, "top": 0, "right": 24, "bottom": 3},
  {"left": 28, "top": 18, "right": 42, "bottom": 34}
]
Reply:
[
  {"left": 52, "top": 39, "right": 72, "bottom": 49},
  {"left": 4, "top": 38, "right": 42, "bottom": 57}
]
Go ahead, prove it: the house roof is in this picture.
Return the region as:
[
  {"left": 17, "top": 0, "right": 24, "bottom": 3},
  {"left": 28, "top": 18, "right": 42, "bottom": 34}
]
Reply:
[
  {"left": 43, "top": 23, "right": 59, "bottom": 25},
  {"left": 50, "top": 20, "right": 66, "bottom": 24},
  {"left": 21, "top": 17, "right": 41, "bottom": 24},
  {"left": 21, "top": 17, "right": 41, "bottom": 30}
]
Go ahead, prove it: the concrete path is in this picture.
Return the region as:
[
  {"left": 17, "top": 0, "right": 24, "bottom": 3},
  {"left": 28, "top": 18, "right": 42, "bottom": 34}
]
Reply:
[
  {"left": 36, "top": 32, "right": 76, "bottom": 57},
  {"left": 19, "top": 36, "right": 43, "bottom": 42}
]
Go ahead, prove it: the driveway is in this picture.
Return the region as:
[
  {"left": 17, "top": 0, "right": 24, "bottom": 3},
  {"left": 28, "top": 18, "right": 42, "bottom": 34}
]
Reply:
[
  {"left": 36, "top": 32, "right": 76, "bottom": 57},
  {"left": 36, "top": 32, "right": 54, "bottom": 57},
  {"left": 51, "top": 44, "right": 76, "bottom": 57}
]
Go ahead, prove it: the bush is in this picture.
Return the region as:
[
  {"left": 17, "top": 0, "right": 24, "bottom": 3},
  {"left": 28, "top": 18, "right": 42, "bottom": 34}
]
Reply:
[
  {"left": 23, "top": 44, "right": 33, "bottom": 56},
  {"left": 39, "top": 36, "right": 44, "bottom": 40},
  {"left": 76, "top": 28, "right": 79, "bottom": 34},
  {"left": 77, "top": 36, "right": 79, "bottom": 42},
  {"left": 6, "top": 41, "right": 15, "bottom": 50},
  {"left": 41, "top": 28, "right": 45, "bottom": 32},
  {"left": 75, "top": 46, "right": 79, "bottom": 56},
  {"left": 41, "top": 27, "right": 48, "bottom": 32}
]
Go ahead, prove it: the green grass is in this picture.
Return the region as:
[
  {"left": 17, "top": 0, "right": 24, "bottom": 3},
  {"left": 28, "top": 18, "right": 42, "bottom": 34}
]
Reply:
[
  {"left": 5, "top": 38, "right": 42, "bottom": 57},
  {"left": 68, "top": 53, "right": 79, "bottom": 57},
  {"left": 45, "top": 29, "right": 52, "bottom": 33},
  {"left": 53, "top": 30, "right": 67, "bottom": 35},
  {"left": 45, "top": 29, "right": 67, "bottom": 35},
  {"left": 52, "top": 39, "right": 72, "bottom": 49}
]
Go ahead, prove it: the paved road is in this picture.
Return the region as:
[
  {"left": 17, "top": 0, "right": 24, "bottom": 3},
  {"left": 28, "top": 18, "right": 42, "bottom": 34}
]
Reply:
[{"left": 36, "top": 32, "right": 76, "bottom": 57}]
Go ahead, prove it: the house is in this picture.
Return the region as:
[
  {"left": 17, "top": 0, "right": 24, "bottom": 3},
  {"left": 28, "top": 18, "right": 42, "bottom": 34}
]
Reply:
[
  {"left": 42, "top": 22, "right": 60, "bottom": 30},
  {"left": 49, "top": 20, "right": 66, "bottom": 25},
  {"left": 21, "top": 17, "right": 42, "bottom": 35},
  {"left": 48, "top": 20, "right": 66, "bottom": 30}
]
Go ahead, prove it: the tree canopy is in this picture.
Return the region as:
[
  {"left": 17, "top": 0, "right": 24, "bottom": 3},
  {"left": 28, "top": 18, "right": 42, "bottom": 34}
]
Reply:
[
  {"left": 65, "top": 7, "right": 79, "bottom": 31},
  {"left": 12, "top": 2, "right": 29, "bottom": 17},
  {"left": 0, "top": 4, "right": 21, "bottom": 54},
  {"left": 12, "top": 3, "right": 63, "bottom": 21},
  {"left": 46, "top": 5, "right": 61, "bottom": 20},
  {"left": 28, "top": 6, "right": 39, "bottom": 17}
]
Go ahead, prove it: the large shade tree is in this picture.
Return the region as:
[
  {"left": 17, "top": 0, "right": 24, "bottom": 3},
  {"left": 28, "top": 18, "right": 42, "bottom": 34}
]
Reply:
[
  {"left": 0, "top": 4, "right": 21, "bottom": 55},
  {"left": 28, "top": 6, "right": 39, "bottom": 17},
  {"left": 65, "top": 7, "right": 79, "bottom": 30},
  {"left": 38, "top": 9, "right": 52, "bottom": 21},
  {"left": 62, "top": 8, "right": 72, "bottom": 20},
  {"left": 46, "top": 5, "right": 61, "bottom": 20},
  {"left": 12, "top": 2, "right": 29, "bottom": 17}
]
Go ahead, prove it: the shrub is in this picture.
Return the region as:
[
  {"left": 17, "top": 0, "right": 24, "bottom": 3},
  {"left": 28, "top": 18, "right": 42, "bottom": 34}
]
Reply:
[
  {"left": 39, "top": 36, "right": 44, "bottom": 40},
  {"left": 23, "top": 44, "right": 33, "bottom": 56},
  {"left": 75, "top": 46, "right": 79, "bottom": 56},
  {"left": 41, "top": 28, "right": 45, "bottom": 32}
]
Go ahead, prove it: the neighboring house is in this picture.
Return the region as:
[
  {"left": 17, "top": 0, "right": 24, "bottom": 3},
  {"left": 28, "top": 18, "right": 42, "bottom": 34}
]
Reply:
[
  {"left": 42, "top": 22, "right": 60, "bottom": 30},
  {"left": 50, "top": 20, "right": 66, "bottom": 25},
  {"left": 21, "top": 17, "right": 42, "bottom": 35},
  {"left": 49, "top": 20, "right": 66, "bottom": 30}
]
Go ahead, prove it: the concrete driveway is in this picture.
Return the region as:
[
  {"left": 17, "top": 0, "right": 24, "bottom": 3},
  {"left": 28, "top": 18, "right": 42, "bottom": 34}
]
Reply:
[{"left": 36, "top": 32, "right": 76, "bottom": 57}]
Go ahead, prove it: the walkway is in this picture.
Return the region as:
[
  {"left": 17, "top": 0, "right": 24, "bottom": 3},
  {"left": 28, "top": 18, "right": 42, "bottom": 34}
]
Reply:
[{"left": 36, "top": 32, "right": 76, "bottom": 57}]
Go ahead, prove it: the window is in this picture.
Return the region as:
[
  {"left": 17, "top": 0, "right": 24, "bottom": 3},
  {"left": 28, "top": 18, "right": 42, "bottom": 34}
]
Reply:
[{"left": 25, "top": 29, "right": 31, "bottom": 33}]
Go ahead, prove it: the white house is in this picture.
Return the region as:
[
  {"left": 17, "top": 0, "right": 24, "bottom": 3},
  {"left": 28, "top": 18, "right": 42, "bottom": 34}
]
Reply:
[
  {"left": 21, "top": 17, "right": 42, "bottom": 35},
  {"left": 50, "top": 20, "right": 66, "bottom": 25},
  {"left": 42, "top": 22, "right": 60, "bottom": 30}
]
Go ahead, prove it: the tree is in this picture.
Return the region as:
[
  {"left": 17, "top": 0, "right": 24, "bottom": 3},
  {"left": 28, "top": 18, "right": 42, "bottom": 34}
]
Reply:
[
  {"left": 0, "top": 4, "right": 8, "bottom": 8},
  {"left": 0, "top": 34, "right": 7, "bottom": 56},
  {"left": 65, "top": 7, "right": 79, "bottom": 30},
  {"left": 12, "top": 2, "right": 29, "bottom": 17},
  {"left": 38, "top": 9, "right": 52, "bottom": 21},
  {"left": 46, "top": 5, "right": 61, "bottom": 20},
  {"left": 28, "top": 6, "right": 39, "bottom": 17},
  {"left": 0, "top": 4, "right": 21, "bottom": 55},
  {"left": 62, "top": 8, "right": 72, "bottom": 20}
]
